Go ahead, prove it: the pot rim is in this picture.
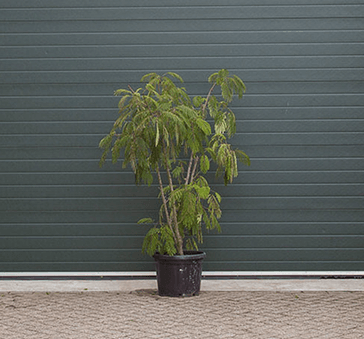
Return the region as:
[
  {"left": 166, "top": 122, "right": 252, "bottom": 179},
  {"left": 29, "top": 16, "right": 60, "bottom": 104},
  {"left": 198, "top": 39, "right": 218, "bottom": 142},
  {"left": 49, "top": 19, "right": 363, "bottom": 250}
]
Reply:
[{"left": 153, "top": 250, "right": 206, "bottom": 261}]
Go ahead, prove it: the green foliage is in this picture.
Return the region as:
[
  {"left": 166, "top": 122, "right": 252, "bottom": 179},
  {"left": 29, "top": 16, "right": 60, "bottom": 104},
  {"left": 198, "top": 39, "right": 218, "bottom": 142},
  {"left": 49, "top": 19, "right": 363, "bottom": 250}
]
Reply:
[
  {"left": 99, "top": 69, "right": 250, "bottom": 256},
  {"left": 200, "top": 155, "right": 210, "bottom": 174}
]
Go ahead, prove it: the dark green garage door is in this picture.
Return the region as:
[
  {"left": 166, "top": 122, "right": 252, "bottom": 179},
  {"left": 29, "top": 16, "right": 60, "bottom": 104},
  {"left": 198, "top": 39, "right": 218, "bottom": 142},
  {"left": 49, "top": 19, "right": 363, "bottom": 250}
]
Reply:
[{"left": 1, "top": 0, "right": 363, "bottom": 272}]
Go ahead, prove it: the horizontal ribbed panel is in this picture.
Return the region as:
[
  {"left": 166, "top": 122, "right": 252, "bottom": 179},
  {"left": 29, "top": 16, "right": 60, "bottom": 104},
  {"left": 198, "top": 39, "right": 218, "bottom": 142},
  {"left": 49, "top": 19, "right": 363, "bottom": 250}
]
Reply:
[{"left": 0, "top": 1, "right": 363, "bottom": 272}]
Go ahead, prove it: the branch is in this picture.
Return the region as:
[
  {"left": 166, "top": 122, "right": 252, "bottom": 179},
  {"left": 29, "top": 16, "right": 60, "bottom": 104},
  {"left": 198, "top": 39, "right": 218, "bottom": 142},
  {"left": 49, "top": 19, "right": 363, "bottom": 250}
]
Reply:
[
  {"left": 201, "top": 83, "right": 216, "bottom": 115},
  {"left": 185, "top": 152, "right": 194, "bottom": 185},
  {"left": 190, "top": 156, "right": 200, "bottom": 183}
]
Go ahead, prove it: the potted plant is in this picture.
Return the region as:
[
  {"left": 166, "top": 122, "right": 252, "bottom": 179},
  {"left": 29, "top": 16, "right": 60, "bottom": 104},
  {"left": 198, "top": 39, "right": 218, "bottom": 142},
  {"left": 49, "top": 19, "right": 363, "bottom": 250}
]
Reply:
[{"left": 99, "top": 69, "right": 250, "bottom": 296}]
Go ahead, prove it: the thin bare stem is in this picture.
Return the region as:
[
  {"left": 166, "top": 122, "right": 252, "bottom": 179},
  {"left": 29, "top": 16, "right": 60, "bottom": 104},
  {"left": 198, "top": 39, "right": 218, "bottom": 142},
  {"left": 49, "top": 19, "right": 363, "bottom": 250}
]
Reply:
[
  {"left": 185, "top": 152, "right": 194, "bottom": 185},
  {"left": 201, "top": 83, "right": 216, "bottom": 115},
  {"left": 190, "top": 156, "right": 200, "bottom": 184}
]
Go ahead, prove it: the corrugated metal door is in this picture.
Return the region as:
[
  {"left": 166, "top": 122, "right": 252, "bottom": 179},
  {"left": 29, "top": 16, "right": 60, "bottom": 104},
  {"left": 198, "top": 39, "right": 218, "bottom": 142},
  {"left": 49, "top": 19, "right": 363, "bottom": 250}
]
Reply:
[{"left": 1, "top": 0, "right": 363, "bottom": 272}]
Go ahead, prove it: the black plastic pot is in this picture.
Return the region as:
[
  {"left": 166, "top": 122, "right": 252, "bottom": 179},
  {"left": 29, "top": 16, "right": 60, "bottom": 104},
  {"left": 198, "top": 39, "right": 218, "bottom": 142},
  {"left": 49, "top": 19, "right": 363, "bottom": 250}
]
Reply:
[{"left": 153, "top": 251, "right": 206, "bottom": 297}]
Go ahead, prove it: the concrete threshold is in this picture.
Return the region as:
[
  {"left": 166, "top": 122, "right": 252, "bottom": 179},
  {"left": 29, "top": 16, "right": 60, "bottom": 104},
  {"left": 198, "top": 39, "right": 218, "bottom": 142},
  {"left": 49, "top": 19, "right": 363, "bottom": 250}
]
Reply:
[{"left": 0, "top": 279, "right": 363, "bottom": 292}]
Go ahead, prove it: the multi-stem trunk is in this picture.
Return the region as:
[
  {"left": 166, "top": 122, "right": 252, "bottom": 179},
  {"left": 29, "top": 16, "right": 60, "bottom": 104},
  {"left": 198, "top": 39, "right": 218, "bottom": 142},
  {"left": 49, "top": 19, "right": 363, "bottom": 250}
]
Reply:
[
  {"left": 166, "top": 166, "right": 184, "bottom": 255},
  {"left": 156, "top": 166, "right": 177, "bottom": 245},
  {"left": 162, "top": 143, "right": 184, "bottom": 255}
]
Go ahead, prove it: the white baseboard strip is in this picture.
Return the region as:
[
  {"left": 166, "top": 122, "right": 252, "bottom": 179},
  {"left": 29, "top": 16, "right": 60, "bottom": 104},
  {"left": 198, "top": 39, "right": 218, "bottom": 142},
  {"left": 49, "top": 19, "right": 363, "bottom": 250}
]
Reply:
[
  {"left": 0, "top": 271, "right": 363, "bottom": 279},
  {"left": 202, "top": 271, "right": 364, "bottom": 279}
]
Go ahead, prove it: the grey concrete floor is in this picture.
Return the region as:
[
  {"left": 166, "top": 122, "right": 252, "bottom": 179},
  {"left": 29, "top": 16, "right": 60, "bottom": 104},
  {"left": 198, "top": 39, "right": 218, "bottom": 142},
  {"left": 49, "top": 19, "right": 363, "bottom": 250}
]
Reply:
[{"left": 0, "top": 278, "right": 363, "bottom": 292}]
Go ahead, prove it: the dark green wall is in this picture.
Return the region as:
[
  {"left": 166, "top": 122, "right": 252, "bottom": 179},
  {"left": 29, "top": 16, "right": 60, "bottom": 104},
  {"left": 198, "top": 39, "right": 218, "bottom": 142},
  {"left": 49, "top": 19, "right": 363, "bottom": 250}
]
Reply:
[{"left": 1, "top": 0, "right": 363, "bottom": 272}]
